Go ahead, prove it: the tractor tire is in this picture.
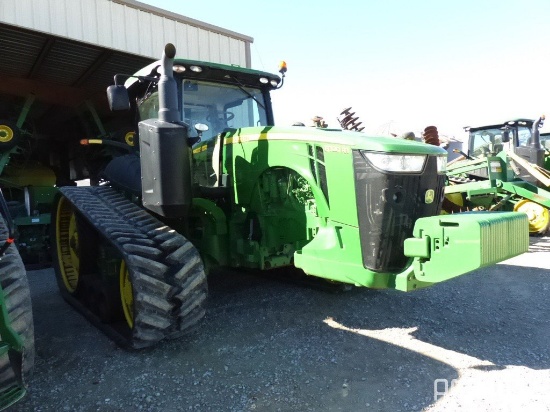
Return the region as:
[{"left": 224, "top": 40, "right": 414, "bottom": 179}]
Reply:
[
  {"left": 52, "top": 186, "right": 208, "bottom": 349},
  {"left": 0, "top": 215, "right": 35, "bottom": 389}
]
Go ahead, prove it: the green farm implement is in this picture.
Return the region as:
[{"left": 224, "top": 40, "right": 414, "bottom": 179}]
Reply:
[
  {"left": 444, "top": 116, "right": 550, "bottom": 234},
  {"left": 0, "top": 108, "right": 57, "bottom": 266}
]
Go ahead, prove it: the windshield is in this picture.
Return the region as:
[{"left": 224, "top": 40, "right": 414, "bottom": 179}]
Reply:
[
  {"left": 181, "top": 79, "right": 268, "bottom": 140},
  {"left": 515, "top": 126, "right": 533, "bottom": 147},
  {"left": 469, "top": 128, "right": 506, "bottom": 157}
]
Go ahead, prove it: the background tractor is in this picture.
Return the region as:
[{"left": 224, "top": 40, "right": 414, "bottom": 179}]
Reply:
[
  {"left": 444, "top": 116, "right": 550, "bottom": 234},
  {"left": 49, "top": 44, "right": 528, "bottom": 350}
]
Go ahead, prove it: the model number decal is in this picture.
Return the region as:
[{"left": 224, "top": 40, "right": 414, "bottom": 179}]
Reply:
[{"left": 324, "top": 145, "right": 351, "bottom": 154}]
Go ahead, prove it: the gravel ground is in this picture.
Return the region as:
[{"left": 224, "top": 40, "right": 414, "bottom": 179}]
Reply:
[{"left": 11, "top": 237, "right": 550, "bottom": 412}]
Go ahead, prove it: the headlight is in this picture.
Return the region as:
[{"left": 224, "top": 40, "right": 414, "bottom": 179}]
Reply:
[
  {"left": 437, "top": 156, "right": 447, "bottom": 173},
  {"left": 362, "top": 151, "right": 427, "bottom": 173}
]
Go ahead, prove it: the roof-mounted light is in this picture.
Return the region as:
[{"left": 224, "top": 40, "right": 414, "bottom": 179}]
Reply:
[
  {"left": 270, "top": 79, "right": 279, "bottom": 87},
  {"left": 189, "top": 65, "right": 203, "bottom": 73},
  {"left": 259, "top": 77, "right": 269, "bottom": 84},
  {"left": 173, "top": 65, "right": 186, "bottom": 73}
]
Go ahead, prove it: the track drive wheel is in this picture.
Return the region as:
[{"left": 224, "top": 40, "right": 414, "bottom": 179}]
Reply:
[{"left": 513, "top": 199, "right": 550, "bottom": 235}]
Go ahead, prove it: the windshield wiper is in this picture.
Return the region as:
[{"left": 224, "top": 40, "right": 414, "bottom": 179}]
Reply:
[{"left": 229, "top": 75, "right": 265, "bottom": 110}]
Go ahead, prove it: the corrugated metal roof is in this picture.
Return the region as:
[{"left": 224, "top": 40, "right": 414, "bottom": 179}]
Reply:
[
  {"left": 0, "top": 0, "right": 253, "bottom": 129},
  {"left": 0, "top": 22, "right": 154, "bottom": 94},
  {"left": 0, "top": 0, "right": 252, "bottom": 67}
]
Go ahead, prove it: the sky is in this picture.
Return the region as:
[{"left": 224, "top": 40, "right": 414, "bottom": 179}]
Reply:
[{"left": 138, "top": 0, "right": 550, "bottom": 141}]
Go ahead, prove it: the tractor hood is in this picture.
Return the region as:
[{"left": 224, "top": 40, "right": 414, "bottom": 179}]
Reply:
[{"left": 223, "top": 126, "right": 447, "bottom": 156}]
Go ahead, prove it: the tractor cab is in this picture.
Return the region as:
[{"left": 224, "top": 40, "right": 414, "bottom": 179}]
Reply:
[
  {"left": 467, "top": 124, "right": 509, "bottom": 159},
  {"left": 461, "top": 122, "right": 511, "bottom": 181},
  {"left": 463, "top": 117, "right": 545, "bottom": 183},
  {"left": 507, "top": 117, "right": 545, "bottom": 184}
]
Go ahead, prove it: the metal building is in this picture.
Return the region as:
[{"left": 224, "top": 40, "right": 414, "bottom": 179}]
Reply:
[
  {"left": 0, "top": 0, "right": 253, "bottom": 154},
  {"left": 0, "top": 0, "right": 254, "bottom": 184},
  {"left": 0, "top": 0, "right": 253, "bottom": 115},
  {"left": 0, "top": 0, "right": 252, "bottom": 67}
]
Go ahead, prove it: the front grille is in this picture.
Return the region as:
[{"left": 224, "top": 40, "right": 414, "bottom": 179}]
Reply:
[{"left": 353, "top": 150, "right": 445, "bottom": 272}]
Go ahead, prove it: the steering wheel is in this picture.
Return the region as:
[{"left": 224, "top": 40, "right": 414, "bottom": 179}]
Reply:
[{"left": 207, "top": 111, "right": 235, "bottom": 123}]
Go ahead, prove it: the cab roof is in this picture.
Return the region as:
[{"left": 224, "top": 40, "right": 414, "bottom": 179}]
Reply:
[
  {"left": 125, "top": 57, "right": 281, "bottom": 91},
  {"left": 465, "top": 118, "right": 535, "bottom": 133}
]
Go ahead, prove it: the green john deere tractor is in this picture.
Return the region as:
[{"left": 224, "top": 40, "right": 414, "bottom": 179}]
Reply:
[
  {"left": 50, "top": 44, "right": 529, "bottom": 349},
  {"left": 0, "top": 189, "right": 35, "bottom": 410},
  {"left": 444, "top": 116, "right": 550, "bottom": 234}
]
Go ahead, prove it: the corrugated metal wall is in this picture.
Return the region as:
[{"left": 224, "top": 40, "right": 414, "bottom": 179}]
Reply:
[{"left": 0, "top": 0, "right": 252, "bottom": 67}]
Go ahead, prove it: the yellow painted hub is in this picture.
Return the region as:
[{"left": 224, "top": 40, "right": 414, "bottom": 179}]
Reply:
[
  {"left": 0, "top": 124, "right": 14, "bottom": 143},
  {"left": 119, "top": 261, "right": 134, "bottom": 328},
  {"left": 55, "top": 197, "right": 80, "bottom": 293},
  {"left": 513, "top": 199, "right": 550, "bottom": 234},
  {"left": 124, "top": 131, "right": 135, "bottom": 146}
]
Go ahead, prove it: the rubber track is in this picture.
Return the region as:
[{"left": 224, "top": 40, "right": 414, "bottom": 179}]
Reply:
[
  {"left": 0, "top": 215, "right": 35, "bottom": 388},
  {"left": 59, "top": 186, "right": 207, "bottom": 349}
]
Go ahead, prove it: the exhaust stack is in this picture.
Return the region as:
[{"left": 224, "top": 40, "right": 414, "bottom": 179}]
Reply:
[
  {"left": 138, "top": 43, "right": 192, "bottom": 217},
  {"left": 158, "top": 43, "right": 179, "bottom": 123}
]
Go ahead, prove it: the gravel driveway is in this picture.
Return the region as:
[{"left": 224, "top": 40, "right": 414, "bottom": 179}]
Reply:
[{"left": 11, "top": 237, "right": 550, "bottom": 412}]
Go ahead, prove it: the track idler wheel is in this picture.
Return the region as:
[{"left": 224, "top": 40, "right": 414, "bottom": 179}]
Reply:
[
  {"left": 119, "top": 261, "right": 134, "bottom": 329},
  {"left": 53, "top": 195, "right": 84, "bottom": 294}
]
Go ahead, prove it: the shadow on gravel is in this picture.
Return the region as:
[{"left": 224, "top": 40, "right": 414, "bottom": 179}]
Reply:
[
  {"left": 203, "top": 268, "right": 460, "bottom": 412},
  {"left": 203, "top": 259, "right": 550, "bottom": 410},
  {"left": 18, "top": 255, "right": 548, "bottom": 412},
  {"left": 406, "top": 263, "right": 550, "bottom": 370}
]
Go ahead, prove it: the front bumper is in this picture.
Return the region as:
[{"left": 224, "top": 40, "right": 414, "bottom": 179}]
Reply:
[{"left": 293, "top": 211, "right": 528, "bottom": 291}]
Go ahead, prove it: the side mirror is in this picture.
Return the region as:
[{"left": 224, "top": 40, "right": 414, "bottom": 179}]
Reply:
[
  {"left": 106, "top": 85, "right": 130, "bottom": 111},
  {"left": 502, "top": 129, "right": 510, "bottom": 143},
  {"left": 187, "top": 123, "right": 209, "bottom": 146},
  {"left": 194, "top": 123, "right": 209, "bottom": 133}
]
